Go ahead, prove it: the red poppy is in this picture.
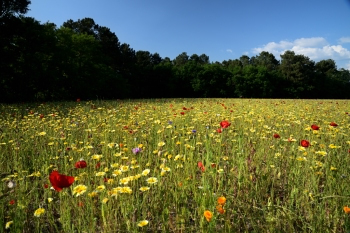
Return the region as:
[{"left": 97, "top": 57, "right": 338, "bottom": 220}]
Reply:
[
  {"left": 43, "top": 184, "right": 49, "bottom": 189},
  {"left": 180, "top": 112, "right": 185, "bottom": 115},
  {"left": 311, "top": 124, "right": 320, "bottom": 130},
  {"left": 217, "top": 128, "right": 222, "bottom": 133},
  {"left": 220, "top": 120, "right": 231, "bottom": 128},
  {"left": 197, "top": 161, "right": 205, "bottom": 172},
  {"left": 75, "top": 160, "right": 87, "bottom": 169},
  {"left": 95, "top": 162, "right": 101, "bottom": 169},
  {"left": 9, "top": 200, "right": 15, "bottom": 205},
  {"left": 300, "top": 140, "right": 310, "bottom": 148},
  {"left": 273, "top": 133, "right": 280, "bottom": 138},
  {"left": 39, "top": 114, "right": 44, "bottom": 119},
  {"left": 49, "top": 171, "right": 74, "bottom": 192},
  {"left": 330, "top": 122, "right": 338, "bottom": 127}
]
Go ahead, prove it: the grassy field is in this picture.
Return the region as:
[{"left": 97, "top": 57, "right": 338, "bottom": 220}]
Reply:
[{"left": 1, "top": 98, "right": 350, "bottom": 232}]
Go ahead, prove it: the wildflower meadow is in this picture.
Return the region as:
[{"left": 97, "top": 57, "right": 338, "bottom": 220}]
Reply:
[{"left": 1, "top": 98, "right": 350, "bottom": 232}]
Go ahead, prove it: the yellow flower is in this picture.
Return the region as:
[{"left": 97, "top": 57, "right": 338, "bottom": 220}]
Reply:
[
  {"left": 315, "top": 151, "right": 327, "bottom": 156},
  {"left": 92, "top": 154, "right": 103, "bottom": 160},
  {"left": 329, "top": 144, "right": 341, "bottom": 149},
  {"left": 88, "top": 191, "right": 98, "bottom": 197},
  {"left": 5, "top": 221, "right": 13, "bottom": 229},
  {"left": 138, "top": 220, "right": 149, "bottom": 227},
  {"left": 34, "top": 208, "right": 45, "bottom": 217},
  {"left": 119, "top": 177, "right": 130, "bottom": 185},
  {"left": 107, "top": 143, "right": 117, "bottom": 148},
  {"left": 47, "top": 198, "right": 53, "bottom": 203},
  {"left": 158, "top": 141, "right": 165, "bottom": 147},
  {"left": 73, "top": 185, "right": 87, "bottom": 197},
  {"left": 217, "top": 169, "right": 224, "bottom": 174},
  {"left": 109, "top": 187, "right": 122, "bottom": 196},
  {"left": 204, "top": 210, "right": 213, "bottom": 222},
  {"left": 112, "top": 170, "right": 122, "bottom": 177},
  {"left": 120, "top": 165, "right": 129, "bottom": 172},
  {"left": 162, "top": 167, "right": 171, "bottom": 172},
  {"left": 38, "top": 131, "right": 46, "bottom": 136},
  {"left": 141, "top": 169, "right": 151, "bottom": 176},
  {"left": 95, "top": 172, "right": 106, "bottom": 177},
  {"left": 296, "top": 157, "right": 307, "bottom": 161},
  {"left": 139, "top": 186, "right": 150, "bottom": 192},
  {"left": 107, "top": 178, "right": 115, "bottom": 184},
  {"left": 102, "top": 198, "right": 109, "bottom": 204},
  {"left": 96, "top": 185, "right": 106, "bottom": 192},
  {"left": 146, "top": 177, "right": 158, "bottom": 185},
  {"left": 120, "top": 186, "right": 132, "bottom": 194}
]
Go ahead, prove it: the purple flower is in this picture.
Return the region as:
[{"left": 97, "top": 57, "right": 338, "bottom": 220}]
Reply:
[
  {"left": 192, "top": 130, "right": 197, "bottom": 133},
  {"left": 132, "top": 147, "right": 142, "bottom": 154}
]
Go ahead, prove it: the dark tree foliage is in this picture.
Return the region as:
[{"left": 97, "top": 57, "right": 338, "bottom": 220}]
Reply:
[
  {"left": 0, "top": 0, "right": 30, "bottom": 19},
  {"left": 1, "top": 3, "right": 350, "bottom": 102}
]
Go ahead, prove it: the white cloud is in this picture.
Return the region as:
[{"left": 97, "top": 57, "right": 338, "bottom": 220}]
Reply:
[
  {"left": 338, "top": 37, "right": 350, "bottom": 44},
  {"left": 226, "top": 49, "right": 232, "bottom": 53},
  {"left": 293, "top": 37, "right": 328, "bottom": 47},
  {"left": 252, "top": 37, "right": 350, "bottom": 69}
]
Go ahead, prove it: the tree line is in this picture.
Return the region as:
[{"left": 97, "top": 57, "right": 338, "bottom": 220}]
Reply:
[{"left": 1, "top": 0, "right": 350, "bottom": 103}]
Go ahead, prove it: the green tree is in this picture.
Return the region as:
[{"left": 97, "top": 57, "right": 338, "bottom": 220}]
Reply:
[
  {"left": 0, "top": 0, "right": 30, "bottom": 19},
  {"left": 0, "top": 17, "right": 59, "bottom": 102},
  {"left": 192, "top": 63, "right": 232, "bottom": 97},
  {"left": 280, "top": 51, "right": 316, "bottom": 98},
  {"left": 239, "top": 55, "right": 251, "bottom": 67},
  {"left": 251, "top": 51, "right": 279, "bottom": 71},
  {"left": 63, "top": 18, "right": 121, "bottom": 71},
  {"left": 174, "top": 52, "right": 189, "bottom": 66},
  {"left": 232, "top": 65, "right": 275, "bottom": 98}
]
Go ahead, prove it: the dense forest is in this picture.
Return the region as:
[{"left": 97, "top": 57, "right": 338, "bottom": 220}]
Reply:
[{"left": 1, "top": 0, "right": 350, "bottom": 103}]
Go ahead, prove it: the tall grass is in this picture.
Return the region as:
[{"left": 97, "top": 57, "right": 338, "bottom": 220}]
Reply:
[{"left": 1, "top": 99, "right": 350, "bottom": 232}]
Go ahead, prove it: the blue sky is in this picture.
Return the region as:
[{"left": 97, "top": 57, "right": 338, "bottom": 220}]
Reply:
[{"left": 27, "top": 0, "right": 350, "bottom": 69}]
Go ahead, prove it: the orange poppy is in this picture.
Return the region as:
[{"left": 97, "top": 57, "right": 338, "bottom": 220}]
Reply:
[
  {"left": 197, "top": 161, "right": 205, "bottom": 172},
  {"left": 217, "top": 196, "right": 226, "bottom": 205},
  {"left": 204, "top": 210, "right": 213, "bottom": 222},
  {"left": 344, "top": 206, "right": 350, "bottom": 214},
  {"left": 216, "top": 205, "right": 225, "bottom": 214}
]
